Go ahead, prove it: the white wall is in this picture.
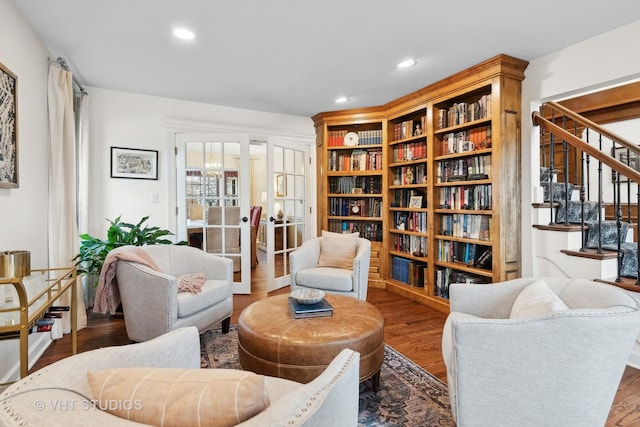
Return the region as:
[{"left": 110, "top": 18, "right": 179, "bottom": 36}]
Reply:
[
  {"left": 86, "top": 87, "right": 315, "bottom": 240},
  {"left": 0, "top": 1, "right": 51, "bottom": 269},
  {"left": 522, "top": 19, "right": 640, "bottom": 277},
  {"left": 0, "top": 0, "right": 54, "bottom": 383}
]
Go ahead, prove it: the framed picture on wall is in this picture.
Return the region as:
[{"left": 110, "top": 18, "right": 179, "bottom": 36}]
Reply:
[
  {"left": 0, "top": 62, "right": 18, "bottom": 188},
  {"left": 110, "top": 147, "right": 158, "bottom": 180},
  {"left": 611, "top": 145, "right": 640, "bottom": 183}
]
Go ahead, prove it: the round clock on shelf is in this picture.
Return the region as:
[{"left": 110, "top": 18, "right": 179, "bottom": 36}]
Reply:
[
  {"left": 350, "top": 200, "right": 360, "bottom": 215},
  {"left": 343, "top": 132, "right": 359, "bottom": 147}
]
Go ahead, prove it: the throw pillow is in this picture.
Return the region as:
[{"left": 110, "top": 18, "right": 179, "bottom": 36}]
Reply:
[
  {"left": 509, "top": 279, "right": 569, "bottom": 319},
  {"left": 176, "top": 272, "right": 206, "bottom": 294},
  {"left": 87, "top": 367, "right": 269, "bottom": 427},
  {"left": 317, "top": 230, "right": 359, "bottom": 269}
]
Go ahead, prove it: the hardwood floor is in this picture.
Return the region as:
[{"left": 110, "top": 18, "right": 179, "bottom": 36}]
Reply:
[{"left": 31, "top": 255, "right": 640, "bottom": 425}]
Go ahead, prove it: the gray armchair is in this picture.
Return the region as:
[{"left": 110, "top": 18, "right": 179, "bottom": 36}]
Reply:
[
  {"left": 115, "top": 245, "right": 233, "bottom": 342},
  {"left": 442, "top": 277, "right": 640, "bottom": 427},
  {"left": 290, "top": 235, "right": 371, "bottom": 300}
]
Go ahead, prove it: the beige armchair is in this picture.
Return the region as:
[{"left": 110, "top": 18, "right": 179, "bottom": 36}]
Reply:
[
  {"left": 442, "top": 277, "right": 640, "bottom": 427},
  {"left": 0, "top": 327, "right": 360, "bottom": 426},
  {"left": 115, "top": 245, "right": 233, "bottom": 342},
  {"left": 290, "top": 233, "right": 371, "bottom": 300}
]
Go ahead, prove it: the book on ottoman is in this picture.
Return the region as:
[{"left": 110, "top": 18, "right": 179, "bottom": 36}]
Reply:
[{"left": 288, "top": 297, "right": 334, "bottom": 319}]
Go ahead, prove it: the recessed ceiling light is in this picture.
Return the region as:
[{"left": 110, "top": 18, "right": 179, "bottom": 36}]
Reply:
[
  {"left": 173, "top": 27, "right": 195, "bottom": 41},
  {"left": 397, "top": 58, "right": 416, "bottom": 69},
  {"left": 335, "top": 96, "right": 349, "bottom": 104}
]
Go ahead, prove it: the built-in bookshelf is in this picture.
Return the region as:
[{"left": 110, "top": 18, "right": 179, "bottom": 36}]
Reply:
[
  {"left": 312, "top": 54, "right": 527, "bottom": 312},
  {"left": 387, "top": 108, "right": 429, "bottom": 290},
  {"left": 323, "top": 121, "right": 384, "bottom": 243}
]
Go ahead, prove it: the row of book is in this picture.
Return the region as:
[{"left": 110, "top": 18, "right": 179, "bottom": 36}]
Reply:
[
  {"left": 329, "top": 197, "right": 382, "bottom": 218},
  {"left": 391, "top": 141, "right": 428, "bottom": 163},
  {"left": 391, "top": 164, "right": 427, "bottom": 186},
  {"left": 439, "top": 185, "right": 492, "bottom": 211},
  {"left": 327, "top": 220, "right": 383, "bottom": 242},
  {"left": 329, "top": 176, "right": 382, "bottom": 195},
  {"left": 329, "top": 149, "right": 383, "bottom": 172},
  {"left": 391, "top": 256, "right": 426, "bottom": 287},
  {"left": 439, "top": 126, "right": 491, "bottom": 155},
  {"left": 391, "top": 189, "right": 426, "bottom": 209},
  {"left": 434, "top": 268, "right": 488, "bottom": 299},
  {"left": 392, "top": 234, "right": 428, "bottom": 257},
  {"left": 1, "top": 306, "right": 69, "bottom": 340},
  {"left": 437, "top": 94, "right": 492, "bottom": 129},
  {"left": 440, "top": 214, "right": 492, "bottom": 241},
  {"left": 327, "top": 129, "right": 383, "bottom": 147},
  {"left": 437, "top": 240, "right": 492, "bottom": 269},
  {"left": 393, "top": 211, "right": 427, "bottom": 233},
  {"left": 437, "top": 155, "right": 491, "bottom": 183},
  {"left": 391, "top": 116, "right": 426, "bottom": 141}
]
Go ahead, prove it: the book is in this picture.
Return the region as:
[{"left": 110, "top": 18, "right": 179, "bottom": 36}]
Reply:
[
  {"left": 288, "top": 297, "right": 334, "bottom": 319},
  {"left": 44, "top": 312, "right": 63, "bottom": 318}
]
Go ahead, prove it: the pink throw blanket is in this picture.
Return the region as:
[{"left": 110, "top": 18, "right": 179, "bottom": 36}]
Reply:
[{"left": 93, "top": 247, "right": 161, "bottom": 314}]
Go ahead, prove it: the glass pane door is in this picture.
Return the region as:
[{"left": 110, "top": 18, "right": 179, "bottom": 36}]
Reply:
[
  {"left": 176, "top": 133, "right": 251, "bottom": 294},
  {"left": 266, "top": 138, "right": 310, "bottom": 292}
]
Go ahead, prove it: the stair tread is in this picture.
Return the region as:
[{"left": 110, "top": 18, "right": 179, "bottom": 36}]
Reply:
[
  {"left": 595, "top": 278, "right": 640, "bottom": 292},
  {"left": 533, "top": 224, "right": 586, "bottom": 232},
  {"left": 561, "top": 248, "right": 619, "bottom": 260}
]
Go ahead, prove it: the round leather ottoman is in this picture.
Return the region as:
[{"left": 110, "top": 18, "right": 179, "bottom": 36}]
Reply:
[{"left": 238, "top": 294, "right": 384, "bottom": 388}]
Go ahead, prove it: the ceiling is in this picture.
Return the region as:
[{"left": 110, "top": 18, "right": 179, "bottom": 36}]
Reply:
[{"left": 13, "top": 1, "right": 640, "bottom": 118}]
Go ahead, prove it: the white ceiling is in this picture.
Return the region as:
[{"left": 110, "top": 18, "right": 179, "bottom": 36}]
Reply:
[{"left": 13, "top": 0, "right": 640, "bottom": 118}]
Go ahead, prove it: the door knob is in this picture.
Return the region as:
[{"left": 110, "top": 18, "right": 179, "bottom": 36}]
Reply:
[
  {"left": 269, "top": 216, "right": 276, "bottom": 222},
  {"left": 242, "top": 216, "right": 248, "bottom": 222}
]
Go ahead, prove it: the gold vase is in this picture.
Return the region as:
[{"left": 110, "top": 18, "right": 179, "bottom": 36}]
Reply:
[{"left": 0, "top": 250, "right": 31, "bottom": 279}]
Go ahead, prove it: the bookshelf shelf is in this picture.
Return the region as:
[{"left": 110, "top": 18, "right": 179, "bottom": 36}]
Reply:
[{"left": 313, "top": 54, "right": 527, "bottom": 312}]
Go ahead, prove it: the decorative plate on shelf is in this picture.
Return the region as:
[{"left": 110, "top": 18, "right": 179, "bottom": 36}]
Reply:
[
  {"left": 343, "top": 132, "right": 359, "bottom": 146},
  {"left": 290, "top": 289, "right": 325, "bottom": 305}
]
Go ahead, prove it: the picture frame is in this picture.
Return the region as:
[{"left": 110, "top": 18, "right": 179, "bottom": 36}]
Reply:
[
  {"left": 611, "top": 145, "right": 640, "bottom": 183},
  {"left": 276, "top": 174, "right": 286, "bottom": 197},
  {"left": 409, "top": 195, "right": 423, "bottom": 208},
  {"left": 0, "top": 62, "right": 18, "bottom": 188},
  {"left": 110, "top": 147, "right": 158, "bottom": 180}
]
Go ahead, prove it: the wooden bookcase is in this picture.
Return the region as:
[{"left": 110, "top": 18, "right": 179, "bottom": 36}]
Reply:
[{"left": 312, "top": 55, "right": 527, "bottom": 311}]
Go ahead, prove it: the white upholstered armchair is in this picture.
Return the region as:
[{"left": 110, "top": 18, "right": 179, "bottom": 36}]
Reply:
[
  {"left": 289, "top": 231, "right": 371, "bottom": 300},
  {"left": 442, "top": 277, "right": 640, "bottom": 427},
  {"left": 115, "top": 245, "right": 233, "bottom": 342}
]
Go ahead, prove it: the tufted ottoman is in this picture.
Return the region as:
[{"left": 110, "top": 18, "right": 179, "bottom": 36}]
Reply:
[{"left": 238, "top": 294, "right": 384, "bottom": 390}]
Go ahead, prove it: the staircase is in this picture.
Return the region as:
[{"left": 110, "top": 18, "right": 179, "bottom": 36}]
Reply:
[
  {"left": 532, "top": 102, "right": 640, "bottom": 289},
  {"left": 533, "top": 167, "right": 636, "bottom": 281}
]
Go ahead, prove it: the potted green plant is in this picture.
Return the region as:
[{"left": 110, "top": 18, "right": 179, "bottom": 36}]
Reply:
[{"left": 73, "top": 215, "right": 185, "bottom": 283}]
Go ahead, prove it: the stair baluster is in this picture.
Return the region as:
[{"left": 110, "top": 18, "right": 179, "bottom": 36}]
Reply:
[
  {"left": 597, "top": 133, "right": 604, "bottom": 254},
  {"left": 562, "top": 137, "right": 570, "bottom": 226},
  {"left": 548, "top": 108, "right": 556, "bottom": 226},
  {"left": 614, "top": 149, "right": 623, "bottom": 282},
  {"left": 636, "top": 188, "right": 640, "bottom": 286}
]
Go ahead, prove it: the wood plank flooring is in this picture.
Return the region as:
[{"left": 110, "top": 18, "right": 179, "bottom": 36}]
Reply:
[{"left": 31, "top": 253, "right": 640, "bottom": 425}]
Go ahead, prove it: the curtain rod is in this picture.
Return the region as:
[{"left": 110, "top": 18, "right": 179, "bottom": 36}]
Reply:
[{"left": 48, "top": 57, "right": 88, "bottom": 95}]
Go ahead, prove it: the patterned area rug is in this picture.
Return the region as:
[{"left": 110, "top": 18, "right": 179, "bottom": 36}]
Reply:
[{"left": 200, "top": 326, "right": 454, "bottom": 427}]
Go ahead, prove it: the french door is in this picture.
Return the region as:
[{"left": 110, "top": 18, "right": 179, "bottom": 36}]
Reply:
[
  {"left": 265, "top": 138, "right": 311, "bottom": 292},
  {"left": 176, "top": 133, "right": 251, "bottom": 294}
]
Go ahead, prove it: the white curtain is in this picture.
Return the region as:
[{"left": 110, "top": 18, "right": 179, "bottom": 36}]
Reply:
[
  {"left": 47, "top": 65, "right": 87, "bottom": 332},
  {"left": 76, "top": 92, "right": 92, "bottom": 308}
]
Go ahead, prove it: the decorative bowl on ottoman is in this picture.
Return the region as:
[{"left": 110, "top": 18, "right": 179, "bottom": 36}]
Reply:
[{"left": 290, "top": 288, "right": 325, "bottom": 305}]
